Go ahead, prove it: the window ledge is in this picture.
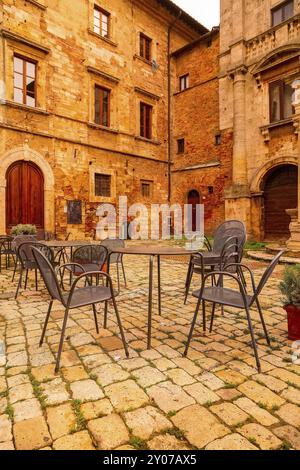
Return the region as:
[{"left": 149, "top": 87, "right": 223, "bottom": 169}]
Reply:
[
  {"left": 260, "top": 117, "right": 294, "bottom": 141},
  {"left": 26, "top": 0, "right": 47, "bottom": 10},
  {"left": 1, "top": 100, "right": 49, "bottom": 115},
  {"left": 88, "top": 122, "right": 119, "bottom": 134},
  {"left": 133, "top": 54, "right": 153, "bottom": 67},
  {"left": 87, "top": 29, "right": 117, "bottom": 47},
  {"left": 135, "top": 135, "right": 160, "bottom": 145}
]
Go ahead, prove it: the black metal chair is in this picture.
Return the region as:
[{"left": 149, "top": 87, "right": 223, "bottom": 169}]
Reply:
[
  {"left": 32, "top": 247, "right": 129, "bottom": 372},
  {"left": 184, "top": 251, "right": 284, "bottom": 372},
  {"left": 184, "top": 220, "right": 246, "bottom": 303},
  {"left": 15, "top": 242, "right": 55, "bottom": 299},
  {"left": 0, "top": 236, "right": 15, "bottom": 272},
  {"left": 100, "top": 239, "right": 127, "bottom": 291},
  {"left": 11, "top": 235, "right": 37, "bottom": 282}
]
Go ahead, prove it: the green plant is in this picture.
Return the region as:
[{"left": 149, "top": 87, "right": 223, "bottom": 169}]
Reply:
[
  {"left": 128, "top": 436, "right": 148, "bottom": 450},
  {"left": 11, "top": 224, "right": 37, "bottom": 236},
  {"left": 279, "top": 264, "right": 300, "bottom": 306}
]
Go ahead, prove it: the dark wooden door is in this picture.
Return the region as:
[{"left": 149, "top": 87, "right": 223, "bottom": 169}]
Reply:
[
  {"left": 264, "top": 165, "right": 297, "bottom": 240},
  {"left": 188, "top": 190, "right": 201, "bottom": 232},
  {"left": 6, "top": 161, "right": 44, "bottom": 230}
]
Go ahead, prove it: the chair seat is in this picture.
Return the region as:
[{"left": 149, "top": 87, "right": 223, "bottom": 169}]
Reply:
[
  {"left": 63, "top": 285, "right": 112, "bottom": 308},
  {"left": 192, "top": 252, "right": 221, "bottom": 266},
  {"left": 192, "top": 286, "right": 253, "bottom": 309}
]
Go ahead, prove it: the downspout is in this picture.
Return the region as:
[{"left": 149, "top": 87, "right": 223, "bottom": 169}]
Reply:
[{"left": 167, "top": 10, "right": 182, "bottom": 203}]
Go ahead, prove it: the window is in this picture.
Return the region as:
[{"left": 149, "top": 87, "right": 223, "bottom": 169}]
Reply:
[
  {"left": 177, "top": 138, "right": 185, "bottom": 153},
  {"left": 141, "top": 180, "right": 152, "bottom": 198},
  {"left": 269, "top": 78, "right": 294, "bottom": 123},
  {"left": 215, "top": 134, "right": 221, "bottom": 146},
  {"left": 139, "top": 33, "right": 152, "bottom": 61},
  {"left": 179, "top": 74, "right": 189, "bottom": 91},
  {"left": 93, "top": 5, "right": 110, "bottom": 38},
  {"left": 95, "top": 85, "right": 110, "bottom": 127},
  {"left": 95, "top": 173, "right": 111, "bottom": 197},
  {"left": 140, "top": 102, "right": 152, "bottom": 139},
  {"left": 208, "top": 186, "right": 214, "bottom": 194},
  {"left": 272, "top": 0, "right": 293, "bottom": 27},
  {"left": 13, "top": 55, "right": 36, "bottom": 107}
]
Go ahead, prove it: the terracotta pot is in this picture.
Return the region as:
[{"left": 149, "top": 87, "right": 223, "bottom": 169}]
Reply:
[{"left": 284, "top": 304, "right": 300, "bottom": 341}]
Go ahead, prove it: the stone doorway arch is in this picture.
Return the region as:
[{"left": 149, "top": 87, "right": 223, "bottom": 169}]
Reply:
[{"left": 0, "top": 144, "right": 55, "bottom": 234}]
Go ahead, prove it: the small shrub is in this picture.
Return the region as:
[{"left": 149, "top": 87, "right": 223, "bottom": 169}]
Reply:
[
  {"left": 279, "top": 265, "right": 300, "bottom": 307},
  {"left": 11, "top": 224, "right": 37, "bottom": 236}
]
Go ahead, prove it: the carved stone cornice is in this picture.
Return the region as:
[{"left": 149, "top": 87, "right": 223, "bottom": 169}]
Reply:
[{"left": 228, "top": 65, "right": 248, "bottom": 80}]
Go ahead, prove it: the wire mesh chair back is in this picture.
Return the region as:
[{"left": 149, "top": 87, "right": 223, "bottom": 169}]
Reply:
[
  {"left": 32, "top": 247, "right": 64, "bottom": 303},
  {"left": 213, "top": 220, "right": 246, "bottom": 255},
  {"left": 100, "top": 239, "right": 125, "bottom": 263},
  {"left": 72, "top": 245, "right": 108, "bottom": 270},
  {"left": 219, "top": 236, "right": 240, "bottom": 271},
  {"left": 0, "top": 236, "right": 14, "bottom": 251},
  {"left": 12, "top": 235, "right": 37, "bottom": 252},
  {"left": 18, "top": 242, "right": 54, "bottom": 268}
]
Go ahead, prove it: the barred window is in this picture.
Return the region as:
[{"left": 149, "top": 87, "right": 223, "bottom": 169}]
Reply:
[{"left": 95, "top": 173, "right": 111, "bottom": 197}]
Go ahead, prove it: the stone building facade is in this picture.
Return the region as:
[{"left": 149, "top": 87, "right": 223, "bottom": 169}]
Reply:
[
  {"left": 220, "top": 0, "right": 300, "bottom": 241},
  {"left": 171, "top": 28, "right": 233, "bottom": 234},
  {"left": 0, "top": 0, "right": 207, "bottom": 239}
]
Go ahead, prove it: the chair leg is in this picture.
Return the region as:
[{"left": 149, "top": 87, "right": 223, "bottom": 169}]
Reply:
[
  {"left": 111, "top": 295, "right": 129, "bottom": 357},
  {"left": 15, "top": 268, "right": 23, "bottom": 299},
  {"left": 35, "top": 269, "right": 38, "bottom": 291},
  {"left": 12, "top": 256, "right": 17, "bottom": 282},
  {"left": 121, "top": 260, "right": 127, "bottom": 287},
  {"left": 24, "top": 269, "right": 29, "bottom": 289},
  {"left": 256, "top": 298, "right": 270, "bottom": 346},
  {"left": 209, "top": 303, "right": 216, "bottom": 333},
  {"left": 245, "top": 304, "right": 261, "bottom": 373},
  {"left": 116, "top": 262, "right": 120, "bottom": 293},
  {"left": 202, "top": 300, "right": 206, "bottom": 332},
  {"left": 184, "top": 296, "right": 202, "bottom": 356},
  {"left": 55, "top": 307, "right": 70, "bottom": 373},
  {"left": 104, "top": 301, "right": 108, "bottom": 329},
  {"left": 92, "top": 304, "right": 99, "bottom": 334},
  {"left": 40, "top": 300, "right": 53, "bottom": 346},
  {"left": 184, "top": 264, "right": 194, "bottom": 304}
]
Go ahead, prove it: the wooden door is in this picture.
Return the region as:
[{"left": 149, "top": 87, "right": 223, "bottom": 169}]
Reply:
[
  {"left": 264, "top": 165, "right": 297, "bottom": 240},
  {"left": 188, "top": 190, "right": 201, "bottom": 232},
  {"left": 6, "top": 161, "right": 44, "bottom": 230}
]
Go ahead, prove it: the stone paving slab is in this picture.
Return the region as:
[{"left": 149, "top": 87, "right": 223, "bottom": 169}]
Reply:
[{"left": 0, "top": 257, "right": 300, "bottom": 450}]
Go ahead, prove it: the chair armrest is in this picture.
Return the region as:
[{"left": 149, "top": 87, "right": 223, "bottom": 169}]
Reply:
[
  {"left": 198, "top": 270, "right": 248, "bottom": 302},
  {"left": 67, "top": 270, "right": 113, "bottom": 307},
  {"left": 56, "top": 263, "right": 85, "bottom": 276},
  {"left": 224, "top": 262, "right": 256, "bottom": 294}
]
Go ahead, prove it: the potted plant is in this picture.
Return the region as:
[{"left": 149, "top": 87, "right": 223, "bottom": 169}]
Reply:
[
  {"left": 11, "top": 224, "right": 37, "bottom": 236},
  {"left": 279, "top": 264, "right": 300, "bottom": 340}
]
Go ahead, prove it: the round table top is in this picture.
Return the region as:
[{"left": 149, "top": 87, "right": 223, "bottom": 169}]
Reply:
[
  {"left": 42, "top": 240, "right": 92, "bottom": 248},
  {"left": 109, "top": 245, "right": 198, "bottom": 256}
]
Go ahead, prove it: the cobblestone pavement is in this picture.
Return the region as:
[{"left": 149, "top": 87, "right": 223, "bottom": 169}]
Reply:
[{"left": 0, "top": 255, "right": 300, "bottom": 451}]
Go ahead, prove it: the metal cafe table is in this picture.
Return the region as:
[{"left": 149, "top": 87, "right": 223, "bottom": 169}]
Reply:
[
  {"left": 42, "top": 239, "right": 92, "bottom": 258},
  {"left": 107, "top": 245, "right": 197, "bottom": 349}
]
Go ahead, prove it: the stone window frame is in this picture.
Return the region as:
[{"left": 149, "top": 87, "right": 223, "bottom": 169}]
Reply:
[
  {"left": 2, "top": 31, "right": 49, "bottom": 111},
  {"left": 140, "top": 179, "right": 153, "bottom": 198},
  {"left": 134, "top": 89, "right": 159, "bottom": 143},
  {"left": 89, "top": 166, "right": 116, "bottom": 203},
  {"left": 87, "top": 68, "right": 119, "bottom": 132},
  {"left": 271, "top": 0, "right": 294, "bottom": 28},
  {"left": 88, "top": 1, "right": 117, "bottom": 47}
]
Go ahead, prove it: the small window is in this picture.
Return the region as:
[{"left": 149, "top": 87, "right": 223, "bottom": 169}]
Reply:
[
  {"left": 215, "top": 134, "right": 221, "bottom": 146},
  {"left": 179, "top": 74, "right": 189, "bottom": 91},
  {"left": 269, "top": 78, "right": 294, "bottom": 123},
  {"left": 13, "top": 55, "right": 36, "bottom": 107},
  {"left": 177, "top": 138, "right": 185, "bottom": 154},
  {"left": 139, "top": 33, "right": 152, "bottom": 61},
  {"left": 140, "top": 102, "right": 152, "bottom": 139},
  {"left": 93, "top": 5, "right": 110, "bottom": 38},
  {"left": 271, "top": 0, "right": 293, "bottom": 27},
  {"left": 208, "top": 186, "right": 214, "bottom": 194},
  {"left": 141, "top": 180, "right": 152, "bottom": 198},
  {"left": 95, "top": 173, "right": 111, "bottom": 197},
  {"left": 95, "top": 85, "right": 110, "bottom": 127}
]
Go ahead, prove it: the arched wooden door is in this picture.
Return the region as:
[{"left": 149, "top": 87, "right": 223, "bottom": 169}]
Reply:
[
  {"left": 188, "top": 189, "right": 201, "bottom": 232},
  {"left": 264, "top": 165, "right": 297, "bottom": 240},
  {"left": 6, "top": 161, "right": 44, "bottom": 230}
]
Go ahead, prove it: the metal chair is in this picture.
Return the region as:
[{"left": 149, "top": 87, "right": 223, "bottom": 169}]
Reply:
[
  {"left": 32, "top": 247, "right": 129, "bottom": 372},
  {"left": 15, "top": 242, "right": 54, "bottom": 299},
  {"left": 11, "top": 235, "right": 37, "bottom": 282},
  {"left": 100, "top": 239, "right": 127, "bottom": 291},
  {"left": 0, "top": 236, "right": 15, "bottom": 272},
  {"left": 184, "top": 251, "right": 284, "bottom": 372},
  {"left": 72, "top": 245, "right": 108, "bottom": 275},
  {"left": 184, "top": 220, "right": 246, "bottom": 303}
]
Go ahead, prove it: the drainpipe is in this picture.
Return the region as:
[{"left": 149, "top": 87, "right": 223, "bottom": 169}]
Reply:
[{"left": 167, "top": 10, "right": 182, "bottom": 203}]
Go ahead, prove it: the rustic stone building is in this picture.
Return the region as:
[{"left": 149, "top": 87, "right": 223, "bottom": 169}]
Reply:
[
  {"left": 220, "top": 0, "right": 300, "bottom": 241},
  {"left": 171, "top": 28, "right": 233, "bottom": 234},
  {"left": 0, "top": 0, "right": 208, "bottom": 239}
]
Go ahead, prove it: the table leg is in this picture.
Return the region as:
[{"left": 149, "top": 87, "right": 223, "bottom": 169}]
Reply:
[
  {"left": 157, "top": 255, "right": 162, "bottom": 316},
  {"left": 104, "top": 252, "right": 111, "bottom": 329},
  {"left": 147, "top": 255, "right": 154, "bottom": 349}
]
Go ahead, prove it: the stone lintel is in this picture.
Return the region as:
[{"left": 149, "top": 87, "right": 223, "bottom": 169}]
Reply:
[
  {"left": 86, "top": 66, "right": 120, "bottom": 84},
  {"left": 1, "top": 29, "right": 50, "bottom": 54}
]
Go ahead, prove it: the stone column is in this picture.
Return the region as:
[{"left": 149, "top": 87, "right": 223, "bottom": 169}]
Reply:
[
  {"left": 225, "top": 66, "right": 251, "bottom": 233},
  {"left": 286, "top": 80, "right": 300, "bottom": 251}
]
